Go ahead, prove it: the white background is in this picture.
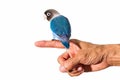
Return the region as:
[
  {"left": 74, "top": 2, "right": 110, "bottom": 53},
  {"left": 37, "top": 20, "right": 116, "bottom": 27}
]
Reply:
[{"left": 0, "top": 0, "right": 120, "bottom": 80}]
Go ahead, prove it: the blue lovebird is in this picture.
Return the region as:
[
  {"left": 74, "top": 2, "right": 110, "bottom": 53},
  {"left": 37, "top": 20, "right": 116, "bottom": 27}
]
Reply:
[{"left": 44, "top": 9, "right": 71, "bottom": 49}]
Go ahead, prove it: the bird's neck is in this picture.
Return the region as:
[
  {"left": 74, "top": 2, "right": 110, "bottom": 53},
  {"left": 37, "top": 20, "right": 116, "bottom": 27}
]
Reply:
[{"left": 50, "top": 14, "right": 60, "bottom": 21}]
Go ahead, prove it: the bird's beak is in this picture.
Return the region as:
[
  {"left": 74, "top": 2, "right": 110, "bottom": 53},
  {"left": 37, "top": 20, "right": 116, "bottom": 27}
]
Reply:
[{"left": 43, "top": 14, "right": 47, "bottom": 20}]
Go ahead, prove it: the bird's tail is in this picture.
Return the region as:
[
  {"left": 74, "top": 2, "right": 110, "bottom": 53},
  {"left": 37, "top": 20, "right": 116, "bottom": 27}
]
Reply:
[{"left": 61, "top": 41, "right": 70, "bottom": 49}]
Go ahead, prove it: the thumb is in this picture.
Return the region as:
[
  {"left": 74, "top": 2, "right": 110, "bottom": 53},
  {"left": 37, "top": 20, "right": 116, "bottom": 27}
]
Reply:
[{"left": 63, "top": 56, "right": 80, "bottom": 72}]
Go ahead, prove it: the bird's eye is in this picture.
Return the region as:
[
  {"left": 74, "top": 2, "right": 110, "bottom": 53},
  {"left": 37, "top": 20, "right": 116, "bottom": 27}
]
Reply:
[{"left": 46, "top": 12, "right": 51, "bottom": 16}]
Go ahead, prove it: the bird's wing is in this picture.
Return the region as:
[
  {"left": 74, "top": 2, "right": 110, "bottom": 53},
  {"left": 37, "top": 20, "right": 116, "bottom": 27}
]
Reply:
[{"left": 50, "top": 15, "right": 71, "bottom": 39}]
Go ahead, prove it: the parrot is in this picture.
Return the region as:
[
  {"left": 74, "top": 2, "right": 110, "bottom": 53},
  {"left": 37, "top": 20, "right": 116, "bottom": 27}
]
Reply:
[{"left": 44, "top": 9, "right": 71, "bottom": 49}]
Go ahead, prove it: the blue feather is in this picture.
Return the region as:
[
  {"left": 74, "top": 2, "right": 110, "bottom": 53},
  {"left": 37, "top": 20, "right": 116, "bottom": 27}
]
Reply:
[
  {"left": 50, "top": 15, "right": 71, "bottom": 48},
  {"left": 61, "top": 41, "right": 69, "bottom": 49}
]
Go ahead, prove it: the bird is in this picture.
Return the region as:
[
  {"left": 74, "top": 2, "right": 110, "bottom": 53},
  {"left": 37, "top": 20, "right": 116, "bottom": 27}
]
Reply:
[{"left": 44, "top": 9, "right": 71, "bottom": 49}]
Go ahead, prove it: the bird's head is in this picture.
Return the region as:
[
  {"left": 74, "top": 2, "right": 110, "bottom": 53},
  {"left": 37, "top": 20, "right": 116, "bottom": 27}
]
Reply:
[{"left": 44, "top": 9, "right": 60, "bottom": 21}]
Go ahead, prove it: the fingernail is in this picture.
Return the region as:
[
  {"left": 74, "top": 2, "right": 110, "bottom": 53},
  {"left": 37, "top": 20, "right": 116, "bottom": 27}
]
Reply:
[
  {"left": 59, "top": 66, "right": 67, "bottom": 73},
  {"left": 77, "top": 67, "right": 82, "bottom": 71}
]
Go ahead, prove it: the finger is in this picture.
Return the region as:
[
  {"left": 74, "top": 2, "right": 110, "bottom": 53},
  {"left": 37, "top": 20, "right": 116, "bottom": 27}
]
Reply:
[
  {"left": 59, "top": 64, "right": 84, "bottom": 75},
  {"left": 35, "top": 40, "right": 64, "bottom": 48},
  {"left": 68, "top": 69, "right": 84, "bottom": 77},
  {"left": 67, "top": 64, "right": 84, "bottom": 76},
  {"left": 64, "top": 56, "right": 80, "bottom": 71},
  {"left": 57, "top": 52, "right": 70, "bottom": 65},
  {"left": 59, "top": 65, "right": 67, "bottom": 72}
]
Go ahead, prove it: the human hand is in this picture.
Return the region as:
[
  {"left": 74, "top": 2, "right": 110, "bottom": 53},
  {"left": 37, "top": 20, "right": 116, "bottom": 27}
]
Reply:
[{"left": 35, "top": 39, "right": 109, "bottom": 76}]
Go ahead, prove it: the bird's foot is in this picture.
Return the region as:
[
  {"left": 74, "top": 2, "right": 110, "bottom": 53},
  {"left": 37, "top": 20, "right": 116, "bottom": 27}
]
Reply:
[{"left": 52, "top": 39, "right": 56, "bottom": 41}]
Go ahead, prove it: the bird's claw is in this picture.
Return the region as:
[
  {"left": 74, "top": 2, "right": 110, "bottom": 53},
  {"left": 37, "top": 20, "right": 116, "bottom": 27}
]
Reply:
[{"left": 52, "top": 39, "right": 56, "bottom": 41}]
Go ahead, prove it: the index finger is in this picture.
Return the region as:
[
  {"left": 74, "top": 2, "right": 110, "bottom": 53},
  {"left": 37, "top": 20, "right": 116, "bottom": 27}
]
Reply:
[{"left": 35, "top": 40, "right": 64, "bottom": 48}]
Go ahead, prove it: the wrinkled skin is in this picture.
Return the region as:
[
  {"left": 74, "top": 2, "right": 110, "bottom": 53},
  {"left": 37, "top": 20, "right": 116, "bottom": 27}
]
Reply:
[{"left": 35, "top": 39, "right": 109, "bottom": 76}]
